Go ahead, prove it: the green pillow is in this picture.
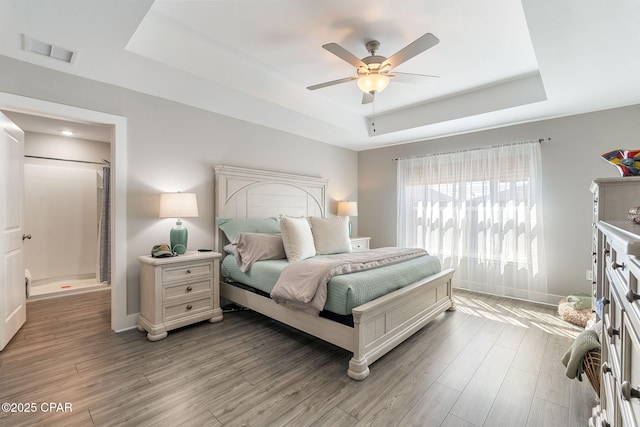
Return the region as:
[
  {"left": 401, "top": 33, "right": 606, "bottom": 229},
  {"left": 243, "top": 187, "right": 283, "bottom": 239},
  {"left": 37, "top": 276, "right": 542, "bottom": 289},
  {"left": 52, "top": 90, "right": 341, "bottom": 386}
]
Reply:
[{"left": 217, "top": 217, "right": 280, "bottom": 242}]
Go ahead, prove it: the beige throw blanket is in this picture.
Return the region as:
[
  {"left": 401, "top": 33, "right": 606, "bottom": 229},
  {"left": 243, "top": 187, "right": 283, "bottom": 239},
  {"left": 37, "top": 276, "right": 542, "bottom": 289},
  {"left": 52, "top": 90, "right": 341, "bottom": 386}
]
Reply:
[{"left": 270, "top": 247, "right": 428, "bottom": 315}]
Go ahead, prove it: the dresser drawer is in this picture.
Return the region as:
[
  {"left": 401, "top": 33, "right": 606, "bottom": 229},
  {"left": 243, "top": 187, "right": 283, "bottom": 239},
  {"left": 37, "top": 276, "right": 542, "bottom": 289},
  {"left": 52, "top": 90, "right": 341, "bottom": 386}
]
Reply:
[
  {"left": 162, "top": 261, "right": 212, "bottom": 282},
  {"left": 605, "top": 271, "right": 625, "bottom": 378},
  {"left": 607, "top": 241, "right": 632, "bottom": 288},
  {"left": 163, "top": 296, "right": 213, "bottom": 322},
  {"left": 624, "top": 258, "right": 640, "bottom": 321},
  {"left": 602, "top": 368, "right": 621, "bottom": 427},
  {"left": 620, "top": 315, "right": 640, "bottom": 426},
  {"left": 163, "top": 279, "right": 212, "bottom": 301}
]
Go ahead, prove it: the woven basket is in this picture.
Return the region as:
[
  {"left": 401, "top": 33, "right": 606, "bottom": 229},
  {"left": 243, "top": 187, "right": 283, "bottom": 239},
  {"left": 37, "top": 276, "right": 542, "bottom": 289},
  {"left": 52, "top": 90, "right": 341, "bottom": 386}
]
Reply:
[{"left": 584, "top": 348, "right": 601, "bottom": 397}]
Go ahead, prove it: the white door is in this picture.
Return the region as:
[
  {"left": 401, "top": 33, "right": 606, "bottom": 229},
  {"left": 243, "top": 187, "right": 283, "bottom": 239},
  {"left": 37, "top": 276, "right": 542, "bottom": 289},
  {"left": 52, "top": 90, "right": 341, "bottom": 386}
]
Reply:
[{"left": 0, "top": 111, "right": 26, "bottom": 351}]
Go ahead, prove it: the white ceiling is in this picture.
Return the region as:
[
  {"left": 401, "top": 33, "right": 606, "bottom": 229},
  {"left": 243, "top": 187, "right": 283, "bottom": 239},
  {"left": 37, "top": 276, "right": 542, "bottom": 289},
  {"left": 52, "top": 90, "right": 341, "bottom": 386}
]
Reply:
[{"left": 1, "top": 0, "right": 639, "bottom": 151}]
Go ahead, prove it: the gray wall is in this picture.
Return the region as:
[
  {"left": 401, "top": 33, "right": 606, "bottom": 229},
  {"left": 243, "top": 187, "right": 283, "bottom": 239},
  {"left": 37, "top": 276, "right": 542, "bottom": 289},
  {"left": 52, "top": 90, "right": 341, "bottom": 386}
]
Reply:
[
  {"left": 359, "top": 104, "right": 640, "bottom": 303},
  {"left": 6, "top": 53, "right": 639, "bottom": 310},
  {"left": 0, "top": 56, "right": 358, "bottom": 314}
]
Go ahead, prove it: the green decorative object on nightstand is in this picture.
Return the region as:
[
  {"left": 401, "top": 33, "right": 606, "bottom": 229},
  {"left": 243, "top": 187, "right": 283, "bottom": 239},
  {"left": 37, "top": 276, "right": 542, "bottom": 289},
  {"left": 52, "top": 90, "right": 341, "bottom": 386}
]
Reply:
[{"left": 169, "top": 220, "right": 188, "bottom": 255}]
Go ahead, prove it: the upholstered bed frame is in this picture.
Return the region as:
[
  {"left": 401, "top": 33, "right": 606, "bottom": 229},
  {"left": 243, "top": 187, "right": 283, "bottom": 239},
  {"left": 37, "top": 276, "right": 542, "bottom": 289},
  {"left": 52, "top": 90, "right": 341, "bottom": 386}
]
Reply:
[{"left": 214, "top": 165, "right": 455, "bottom": 380}]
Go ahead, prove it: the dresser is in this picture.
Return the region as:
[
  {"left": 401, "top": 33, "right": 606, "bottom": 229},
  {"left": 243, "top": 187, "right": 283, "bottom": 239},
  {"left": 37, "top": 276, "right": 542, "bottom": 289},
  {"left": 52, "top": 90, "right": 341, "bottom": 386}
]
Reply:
[
  {"left": 137, "top": 251, "right": 223, "bottom": 341},
  {"left": 591, "top": 177, "right": 640, "bottom": 296},
  {"left": 591, "top": 177, "right": 640, "bottom": 427}
]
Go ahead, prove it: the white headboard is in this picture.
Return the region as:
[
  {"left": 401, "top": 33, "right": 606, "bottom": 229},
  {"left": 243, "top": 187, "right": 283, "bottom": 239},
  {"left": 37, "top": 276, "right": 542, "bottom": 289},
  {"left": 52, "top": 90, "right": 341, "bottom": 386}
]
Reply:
[{"left": 214, "top": 165, "right": 328, "bottom": 249}]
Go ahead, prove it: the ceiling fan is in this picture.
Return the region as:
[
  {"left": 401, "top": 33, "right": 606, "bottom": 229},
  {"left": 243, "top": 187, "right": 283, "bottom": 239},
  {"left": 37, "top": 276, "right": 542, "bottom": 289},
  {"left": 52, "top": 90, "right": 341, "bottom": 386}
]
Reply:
[{"left": 307, "top": 33, "right": 440, "bottom": 104}]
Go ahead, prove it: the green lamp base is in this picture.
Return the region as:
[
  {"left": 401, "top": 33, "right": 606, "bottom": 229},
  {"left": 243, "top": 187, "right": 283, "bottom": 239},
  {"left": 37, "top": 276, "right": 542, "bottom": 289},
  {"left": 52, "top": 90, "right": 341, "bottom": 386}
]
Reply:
[{"left": 170, "top": 220, "right": 188, "bottom": 255}]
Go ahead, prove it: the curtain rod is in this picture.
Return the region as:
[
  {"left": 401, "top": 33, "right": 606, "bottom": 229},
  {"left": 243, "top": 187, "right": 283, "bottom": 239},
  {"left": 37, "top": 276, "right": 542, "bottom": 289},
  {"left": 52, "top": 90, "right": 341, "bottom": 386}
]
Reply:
[
  {"left": 25, "top": 155, "right": 110, "bottom": 167},
  {"left": 392, "top": 137, "right": 551, "bottom": 161}
]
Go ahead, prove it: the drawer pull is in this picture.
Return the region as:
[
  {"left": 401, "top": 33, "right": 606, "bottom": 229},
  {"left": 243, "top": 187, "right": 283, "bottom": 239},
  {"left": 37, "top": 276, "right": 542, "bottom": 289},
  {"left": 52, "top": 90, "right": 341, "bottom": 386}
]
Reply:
[
  {"left": 604, "top": 248, "right": 610, "bottom": 256},
  {"left": 602, "top": 362, "right": 611, "bottom": 374},
  {"left": 186, "top": 304, "right": 193, "bottom": 310},
  {"left": 621, "top": 381, "right": 640, "bottom": 401},
  {"left": 626, "top": 289, "right": 640, "bottom": 302},
  {"left": 611, "top": 261, "right": 626, "bottom": 270},
  {"left": 607, "top": 326, "right": 620, "bottom": 337},
  {"left": 600, "top": 421, "right": 610, "bottom": 427},
  {"left": 602, "top": 298, "right": 610, "bottom": 306},
  {"left": 186, "top": 269, "right": 192, "bottom": 274},
  {"left": 186, "top": 286, "right": 193, "bottom": 292}
]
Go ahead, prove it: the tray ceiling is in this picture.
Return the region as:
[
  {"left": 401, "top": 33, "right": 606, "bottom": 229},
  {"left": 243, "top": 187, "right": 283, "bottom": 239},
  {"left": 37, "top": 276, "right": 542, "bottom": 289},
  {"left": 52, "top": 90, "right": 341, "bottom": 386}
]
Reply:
[{"left": 1, "top": 0, "right": 639, "bottom": 150}]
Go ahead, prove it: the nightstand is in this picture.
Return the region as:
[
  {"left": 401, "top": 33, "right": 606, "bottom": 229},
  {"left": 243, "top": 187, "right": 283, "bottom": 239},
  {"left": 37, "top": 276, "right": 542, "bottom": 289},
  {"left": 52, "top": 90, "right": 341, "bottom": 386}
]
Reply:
[
  {"left": 137, "top": 251, "right": 223, "bottom": 341},
  {"left": 350, "top": 236, "right": 371, "bottom": 250}
]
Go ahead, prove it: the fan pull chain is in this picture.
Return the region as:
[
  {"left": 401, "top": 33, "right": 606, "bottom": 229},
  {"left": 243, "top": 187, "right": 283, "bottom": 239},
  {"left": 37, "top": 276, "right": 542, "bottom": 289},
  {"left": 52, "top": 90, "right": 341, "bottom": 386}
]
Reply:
[{"left": 371, "top": 95, "right": 377, "bottom": 134}]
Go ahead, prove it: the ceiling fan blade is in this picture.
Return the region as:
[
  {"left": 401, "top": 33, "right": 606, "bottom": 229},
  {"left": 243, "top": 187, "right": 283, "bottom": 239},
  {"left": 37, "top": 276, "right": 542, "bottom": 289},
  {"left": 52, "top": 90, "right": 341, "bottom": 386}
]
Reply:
[
  {"left": 323, "top": 43, "right": 367, "bottom": 68},
  {"left": 362, "top": 92, "right": 375, "bottom": 104},
  {"left": 389, "top": 72, "right": 440, "bottom": 84},
  {"left": 380, "top": 33, "right": 439, "bottom": 70},
  {"left": 307, "top": 76, "right": 358, "bottom": 91}
]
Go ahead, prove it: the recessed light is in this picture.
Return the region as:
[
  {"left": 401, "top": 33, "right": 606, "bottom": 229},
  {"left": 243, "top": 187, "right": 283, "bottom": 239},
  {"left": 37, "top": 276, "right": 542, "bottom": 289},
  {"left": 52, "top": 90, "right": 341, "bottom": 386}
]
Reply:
[{"left": 61, "top": 130, "right": 74, "bottom": 136}]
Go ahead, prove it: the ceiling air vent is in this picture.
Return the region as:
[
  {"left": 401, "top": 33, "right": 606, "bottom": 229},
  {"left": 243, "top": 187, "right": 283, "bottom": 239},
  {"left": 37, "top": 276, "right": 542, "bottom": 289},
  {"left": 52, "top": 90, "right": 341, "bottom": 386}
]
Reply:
[{"left": 22, "top": 34, "right": 77, "bottom": 64}]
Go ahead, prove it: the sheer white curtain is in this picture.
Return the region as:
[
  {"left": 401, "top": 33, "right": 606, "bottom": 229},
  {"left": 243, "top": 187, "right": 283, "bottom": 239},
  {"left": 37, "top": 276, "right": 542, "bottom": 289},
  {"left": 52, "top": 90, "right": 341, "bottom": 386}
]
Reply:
[{"left": 397, "top": 141, "right": 547, "bottom": 301}]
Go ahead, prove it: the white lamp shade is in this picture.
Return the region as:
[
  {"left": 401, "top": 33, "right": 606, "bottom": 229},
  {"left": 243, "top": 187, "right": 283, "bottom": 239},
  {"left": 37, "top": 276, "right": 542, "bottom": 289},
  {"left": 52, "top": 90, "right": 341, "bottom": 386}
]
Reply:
[
  {"left": 357, "top": 74, "right": 390, "bottom": 94},
  {"left": 159, "top": 192, "right": 199, "bottom": 218},
  {"left": 337, "top": 201, "right": 358, "bottom": 217}
]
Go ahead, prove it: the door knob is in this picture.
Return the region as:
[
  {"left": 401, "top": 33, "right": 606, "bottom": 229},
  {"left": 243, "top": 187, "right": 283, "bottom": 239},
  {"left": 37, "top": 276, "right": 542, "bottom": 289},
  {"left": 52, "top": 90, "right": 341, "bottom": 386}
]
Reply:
[{"left": 22, "top": 234, "right": 32, "bottom": 240}]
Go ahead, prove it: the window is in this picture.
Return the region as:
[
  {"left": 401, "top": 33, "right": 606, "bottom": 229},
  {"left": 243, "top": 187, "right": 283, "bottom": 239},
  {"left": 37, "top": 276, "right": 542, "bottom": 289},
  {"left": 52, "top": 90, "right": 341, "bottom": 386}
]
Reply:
[{"left": 397, "top": 141, "right": 547, "bottom": 300}]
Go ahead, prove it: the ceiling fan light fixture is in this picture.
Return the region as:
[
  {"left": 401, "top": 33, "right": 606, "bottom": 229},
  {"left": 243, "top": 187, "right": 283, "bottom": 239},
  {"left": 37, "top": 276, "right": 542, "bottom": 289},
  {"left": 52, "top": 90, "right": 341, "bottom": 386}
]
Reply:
[
  {"left": 357, "top": 73, "right": 389, "bottom": 94},
  {"left": 310, "top": 33, "right": 439, "bottom": 102}
]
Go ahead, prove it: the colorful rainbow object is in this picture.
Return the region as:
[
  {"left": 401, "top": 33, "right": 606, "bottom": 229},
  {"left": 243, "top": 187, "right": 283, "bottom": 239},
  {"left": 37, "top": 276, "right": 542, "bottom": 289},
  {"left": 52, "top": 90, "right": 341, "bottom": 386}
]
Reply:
[{"left": 601, "top": 149, "right": 640, "bottom": 176}]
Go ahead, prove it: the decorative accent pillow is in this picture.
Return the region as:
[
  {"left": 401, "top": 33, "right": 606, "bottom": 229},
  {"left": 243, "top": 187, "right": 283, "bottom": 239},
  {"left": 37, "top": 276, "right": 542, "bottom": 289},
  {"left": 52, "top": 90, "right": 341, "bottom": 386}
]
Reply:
[
  {"left": 234, "top": 233, "right": 286, "bottom": 272},
  {"left": 310, "top": 216, "right": 352, "bottom": 255},
  {"left": 217, "top": 217, "right": 280, "bottom": 242},
  {"left": 279, "top": 215, "right": 316, "bottom": 262}
]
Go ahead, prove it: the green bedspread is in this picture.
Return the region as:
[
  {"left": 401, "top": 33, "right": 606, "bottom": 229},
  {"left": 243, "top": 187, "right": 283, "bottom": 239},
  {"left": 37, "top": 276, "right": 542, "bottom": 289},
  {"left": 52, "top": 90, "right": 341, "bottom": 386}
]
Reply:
[{"left": 221, "top": 253, "right": 442, "bottom": 316}]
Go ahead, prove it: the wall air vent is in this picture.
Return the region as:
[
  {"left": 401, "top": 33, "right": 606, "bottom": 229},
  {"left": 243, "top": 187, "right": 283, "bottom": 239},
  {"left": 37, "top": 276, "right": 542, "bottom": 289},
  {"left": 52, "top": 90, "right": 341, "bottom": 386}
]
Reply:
[{"left": 22, "top": 34, "right": 77, "bottom": 64}]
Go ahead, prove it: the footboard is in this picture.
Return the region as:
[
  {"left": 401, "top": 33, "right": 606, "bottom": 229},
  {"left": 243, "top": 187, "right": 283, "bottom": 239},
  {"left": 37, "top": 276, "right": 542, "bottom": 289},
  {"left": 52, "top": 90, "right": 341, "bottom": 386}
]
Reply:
[
  {"left": 221, "top": 269, "right": 455, "bottom": 381},
  {"left": 347, "top": 268, "right": 455, "bottom": 380}
]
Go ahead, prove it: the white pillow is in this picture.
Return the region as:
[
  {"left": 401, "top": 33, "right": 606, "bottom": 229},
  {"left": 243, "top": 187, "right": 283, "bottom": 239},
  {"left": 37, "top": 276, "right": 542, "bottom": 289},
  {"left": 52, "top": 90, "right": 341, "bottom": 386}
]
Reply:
[
  {"left": 279, "top": 215, "right": 316, "bottom": 262},
  {"left": 310, "top": 216, "right": 352, "bottom": 255}
]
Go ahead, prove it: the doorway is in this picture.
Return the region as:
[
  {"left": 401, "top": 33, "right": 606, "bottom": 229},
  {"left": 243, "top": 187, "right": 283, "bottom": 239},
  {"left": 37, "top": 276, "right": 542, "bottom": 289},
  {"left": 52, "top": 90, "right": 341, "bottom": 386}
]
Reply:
[
  {"left": 5, "top": 111, "right": 112, "bottom": 299},
  {"left": 0, "top": 91, "right": 134, "bottom": 333}
]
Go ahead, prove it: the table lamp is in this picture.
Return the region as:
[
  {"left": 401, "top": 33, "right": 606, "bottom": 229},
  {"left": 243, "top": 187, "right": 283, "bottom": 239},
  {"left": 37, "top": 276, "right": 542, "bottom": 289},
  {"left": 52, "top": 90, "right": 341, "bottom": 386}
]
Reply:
[
  {"left": 337, "top": 201, "right": 358, "bottom": 237},
  {"left": 159, "top": 192, "right": 199, "bottom": 255}
]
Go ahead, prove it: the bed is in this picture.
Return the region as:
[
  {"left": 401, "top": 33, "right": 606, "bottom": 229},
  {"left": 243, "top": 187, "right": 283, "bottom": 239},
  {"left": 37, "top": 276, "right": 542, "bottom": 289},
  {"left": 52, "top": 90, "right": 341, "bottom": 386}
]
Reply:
[{"left": 214, "top": 165, "right": 455, "bottom": 380}]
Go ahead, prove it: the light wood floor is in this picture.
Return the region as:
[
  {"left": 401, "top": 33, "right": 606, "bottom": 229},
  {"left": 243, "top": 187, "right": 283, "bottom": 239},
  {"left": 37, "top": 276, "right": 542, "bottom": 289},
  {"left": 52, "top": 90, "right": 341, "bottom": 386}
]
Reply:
[{"left": 0, "top": 289, "right": 597, "bottom": 426}]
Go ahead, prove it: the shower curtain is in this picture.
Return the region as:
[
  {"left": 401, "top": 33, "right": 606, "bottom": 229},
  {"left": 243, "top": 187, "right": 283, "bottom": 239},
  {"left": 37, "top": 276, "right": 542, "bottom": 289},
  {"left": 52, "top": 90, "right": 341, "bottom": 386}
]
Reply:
[{"left": 98, "top": 166, "right": 111, "bottom": 283}]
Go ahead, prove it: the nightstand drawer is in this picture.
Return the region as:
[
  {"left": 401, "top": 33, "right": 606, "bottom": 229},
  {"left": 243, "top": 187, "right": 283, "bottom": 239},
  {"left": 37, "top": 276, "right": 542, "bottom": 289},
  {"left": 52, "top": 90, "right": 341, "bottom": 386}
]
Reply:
[
  {"left": 162, "top": 262, "right": 212, "bottom": 282},
  {"left": 350, "top": 237, "right": 370, "bottom": 250},
  {"left": 164, "top": 296, "right": 213, "bottom": 322},
  {"left": 163, "top": 279, "right": 212, "bottom": 301}
]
